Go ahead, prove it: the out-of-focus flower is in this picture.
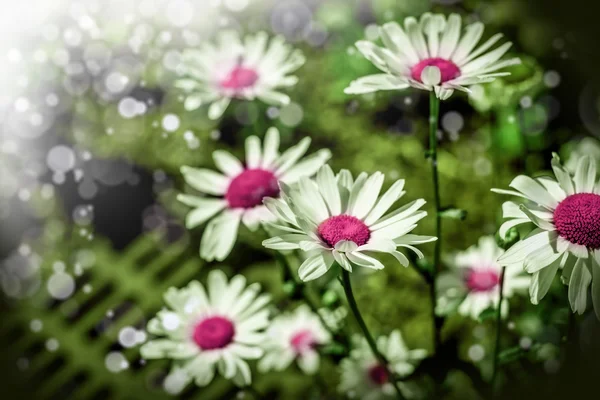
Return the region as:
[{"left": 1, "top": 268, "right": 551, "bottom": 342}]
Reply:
[
  {"left": 338, "top": 331, "right": 426, "bottom": 400},
  {"left": 259, "top": 305, "right": 331, "bottom": 375},
  {"left": 436, "top": 236, "right": 530, "bottom": 319},
  {"left": 493, "top": 155, "right": 600, "bottom": 317},
  {"left": 178, "top": 128, "right": 330, "bottom": 261},
  {"left": 345, "top": 13, "right": 520, "bottom": 100},
  {"left": 140, "top": 270, "right": 270, "bottom": 391},
  {"left": 176, "top": 31, "right": 305, "bottom": 119},
  {"left": 565, "top": 137, "right": 600, "bottom": 173},
  {"left": 262, "top": 165, "right": 436, "bottom": 281}
]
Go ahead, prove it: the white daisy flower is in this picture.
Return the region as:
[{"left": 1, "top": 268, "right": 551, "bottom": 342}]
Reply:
[
  {"left": 338, "top": 331, "right": 426, "bottom": 400},
  {"left": 262, "top": 165, "right": 437, "bottom": 281},
  {"left": 492, "top": 155, "right": 600, "bottom": 317},
  {"left": 140, "top": 270, "right": 270, "bottom": 391},
  {"left": 436, "top": 236, "right": 530, "bottom": 319},
  {"left": 258, "top": 305, "right": 331, "bottom": 375},
  {"left": 178, "top": 127, "right": 331, "bottom": 262},
  {"left": 344, "top": 13, "right": 520, "bottom": 100},
  {"left": 176, "top": 30, "right": 305, "bottom": 120}
]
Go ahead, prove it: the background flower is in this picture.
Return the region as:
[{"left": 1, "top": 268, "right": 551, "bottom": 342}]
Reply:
[
  {"left": 176, "top": 30, "right": 305, "bottom": 119},
  {"left": 259, "top": 304, "right": 331, "bottom": 375},
  {"left": 140, "top": 270, "right": 270, "bottom": 391},
  {"left": 178, "top": 127, "right": 330, "bottom": 261},
  {"left": 436, "top": 236, "right": 530, "bottom": 319}
]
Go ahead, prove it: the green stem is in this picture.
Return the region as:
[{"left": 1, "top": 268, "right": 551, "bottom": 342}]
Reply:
[
  {"left": 491, "top": 266, "right": 506, "bottom": 395},
  {"left": 340, "top": 269, "right": 406, "bottom": 400},
  {"left": 428, "top": 91, "right": 442, "bottom": 352}
]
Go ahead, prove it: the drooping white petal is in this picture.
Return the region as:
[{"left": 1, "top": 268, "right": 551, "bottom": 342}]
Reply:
[{"left": 207, "top": 97, "right": 231, "bottom": 120}]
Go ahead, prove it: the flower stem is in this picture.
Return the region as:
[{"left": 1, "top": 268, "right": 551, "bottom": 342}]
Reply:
[
  {"left": 428, "top": 91, "right": 442, "bottom": 352},
  {"left": 340, "top": 269, "right": 406, "bottom": 400},
  {"left": 491, "top": 266, "right": 506, "bottom": 395}
]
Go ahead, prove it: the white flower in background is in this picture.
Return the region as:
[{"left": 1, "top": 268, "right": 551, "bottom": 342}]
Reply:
[
  {"left": 565, "top": 137, "right": 600, "bottom": 173},
  {"left": 176, "top": 30, "right": 305, "bottom": 120},
  {"left": 140, "top": 270, "right": 270, "bottom": 392},
  {"left": 338, "top": 331, "right": 426, "bottom": 400},
  {"left": 178, "top": 127, "right": 330, "bottom": 262},
  {"left": 259, "top": 305, "right": 331, "bottom": 375},
  {"left": 492, "top": 155, "right": 600, "bottom": 317},
  {"left": 344, "top": 13, "right": 520, "bottom": 100},
  {"left": 436, "top": 236, "right": 530, "bottom": 319},
  {"left": 262, "top": 165, "right": 436, "bottom": 281}
]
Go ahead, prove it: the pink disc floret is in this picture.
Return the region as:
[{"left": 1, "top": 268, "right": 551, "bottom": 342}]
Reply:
[
  {"left": 317, "top": 215, "right": 371, "bottom": 248},
  {"left": 411, "top": 58, "right": 461, "bottom": 83},
  {"left": 220, "top": 66, "right": 259, "bottom": 91},
  {"left": 553, "top": 193, "right": 600, "bottom": 249},
  {"left": 192, "top": 316, "right": 235, "bottom": 350},
  {"left": 367, "top": 364, "right": 389, "bottom": 386},
  {"left": 465, "top": 268, "right": 500, "bottom": 292},
  {"left": 290, "top": 329, "right": 317, "bottom": 354},
  {"left": 225, "top": 169, "right": 280, "bottom": 209}
]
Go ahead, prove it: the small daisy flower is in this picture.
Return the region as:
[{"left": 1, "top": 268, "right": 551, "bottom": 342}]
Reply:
[
  {"left": 176, "top": 30, "right": 305, "bottom": 120},
  {"left": 258, "top": 305, "right": 331, "bottom": 375},
  {"left": 436, "top": 236, "right": 530, "bottom": 319},
  {"left": 338, "top": 331, "right": 426, "bottom": 400},
  {"left": 140, "top": 270, "right": 270, "bottom": 391},
  {"left": 178, "top": 127, "right": 331, "bottom": 262},
  {"left": 262, "top": 165, "right": 436, "bottom": 281},
  {"left": 344, "top": 13, "right": 520, "bottom": 100},
  {"left": 492, "top": 155, "right": 600, "bottom": 317}
]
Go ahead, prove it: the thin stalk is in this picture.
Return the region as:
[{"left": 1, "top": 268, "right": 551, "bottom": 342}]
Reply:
[
  {"left": 491, "top": 266, "right": 506, "bottom": 395},
  {"left": 340, "top": 269, "right": 406, "bottom": 400},
  {"left": 428, "top": 91, "right": 442, "bottom": 352}
]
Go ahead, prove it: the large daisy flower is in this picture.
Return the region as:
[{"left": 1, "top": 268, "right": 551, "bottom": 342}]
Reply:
[
  {"left": 258, "top": 305, "right": 331, "bottom": 375},
  {"left": 492, "top": 155, "right": 600, "bottom": 317},
  {"left": 178, "top": 127, "right": 331, "bottom": 262},
  {"left": 140, "top": 270, "right": 270, "bottom": 392},
  {"left": 338, "top": 331, "right": 426, "bottom": 400},
  {"left": 262, "top": 165, "right": 436, "bottom": 281},
  {"left": 176, "top": 30, "right": 305, "bottom": 120},
  {"left": 344, "top": 13, "right": 520, "bottom": 100},
  {"left": 436, "top": 236, "right": 530, "bottom": 319}
]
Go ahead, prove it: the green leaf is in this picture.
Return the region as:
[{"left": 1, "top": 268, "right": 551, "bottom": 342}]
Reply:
[{"left": 478, "top": 307, "right": 498, "bottom": 322}]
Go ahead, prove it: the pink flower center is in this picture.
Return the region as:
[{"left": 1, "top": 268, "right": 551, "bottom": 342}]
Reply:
[
  {"left": 553, "top": 193, "right": 600, "bottom": 249},
  {"left": 290, "top": 329, "right": 317, "bottom": 354},
  {"left": 367, "top": 364, "right": 389, "bottom": 386},
  {"left": 317, "top": 215, "right": 371, "bottom": 248},
  {"left": 466, "top": 268, "right": 500, "bottom": 292},
  {"left": 192, "top": 316, "right": 235, "bottom": 350},
  {"left": 220, "top": 65, "right": 259, "bottom": 90},
  {"left": 225, "top": 169, "right": 280, "bottom": 209},
  {"left": 410, "top": 58, "right": 461, "bottom": 83}
]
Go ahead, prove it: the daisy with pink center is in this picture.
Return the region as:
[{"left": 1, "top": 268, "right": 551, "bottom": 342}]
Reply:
[
  {"left": 258, "top": 305, "right": 331, "bottom": 375},
  {"left": 344, "top": 13, "right": 520, "bottom": 100},
  {"left": 140, "top": 270, "right": 270, "bottom": 392},
  {"left": 492, "top": 155, "right": 600, "bottom": 317},
  {"left": 178, "top": 128, "right": 330, "bottom": 262},
  {"left": 436, "top": 237, "right": 530, "bottom": 319},
  {"left": 338, "top": 331, "right": 426, "bottom": 400},
  {"left": 262, "top": 165, "right": 436, "bottom": 281},
  {"left": 176, "top": 31, "right": 305, "bottom": 120}
]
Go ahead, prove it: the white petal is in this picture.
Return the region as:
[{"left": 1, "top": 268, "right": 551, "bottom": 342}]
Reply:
[
  {"left": 280, "top": 149, "right": 331, "bottom": 183},
  {"left": 574, "top": 156, "right": 597, "bottom": 193},
  {"left": 200, "top": 210, "right": 242, "bottom": 261},
  {"left": 498, "top": 229, "right": 554, "bottom": 265},
  {"left": 261, "top": 127, "right": 280, "bottom": 168},
  {"left": 245, "top": 135, "right": 262, "bottom": 169},
  {"left": 421, "top": 66, "right": 442, "bottom": 86},
  {"left": 344, "top": 74, "right": 410, "bottom": 95},
  {"left": 380, "top": 22, "right": 420, "bottom": 64},
  {"left": 405, "top": 17, "right": 429, "bottom": 59},
  {"left": 551, "top": 154, "right": 575, "bottom": 195},
  {"left": 213, "top": 150, "right": 244, "bottom": 177},
  {"left": 509, "top": 175, "right": 558, "bottom": 210},
  {"left": 275, "top": 137, "right": 311, "bottom": 175},
  {"left": 592, "top": 252, "right": 600, "bottom": 319},
  {"left": 316, "top": 165, "right": 342, "bottom": 216},
  {"left": 348, "top": 172, "right": 384, "bottom": 219},
  {"left": 569, "top": 258, "right": 591, "bottom": 314},
  {"left": 438, "top": 13, "right": 461, "bottom": 59},
  {"left": 529, "top": 257, "right": 561, "bottom": 304},
  {"left": 181, "top": 166, "right": 229, "bottom": 196},
  {"left": 347, "top": 252, "right": 385, "bottom": 270},
  {"left": 523, "top": 243, "right": 562, "bottom": 273},
  {"left": 179, "top": 196, "right": 227, "bottom": 229},
  {"left": 298, "top": 252, "right": 333, "bottom": 281},
  {"left": 450, "top": 22, "right": 484, "bottom": 63},
  {"left": 208, "top": 97, "right": 231, "bottom": 120},
  {"left": 518, "top": 205, "right": 556, "bottom": 232},
  {"left": 257, "top": 90, "right": 290, "bottom": 106}
]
